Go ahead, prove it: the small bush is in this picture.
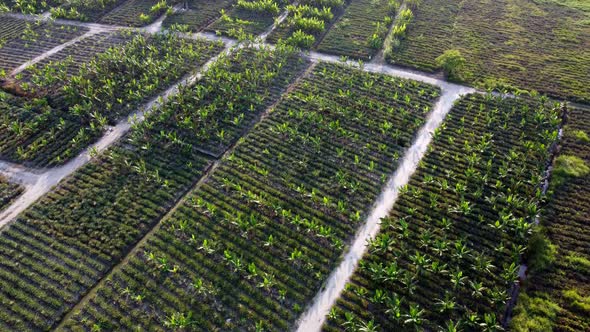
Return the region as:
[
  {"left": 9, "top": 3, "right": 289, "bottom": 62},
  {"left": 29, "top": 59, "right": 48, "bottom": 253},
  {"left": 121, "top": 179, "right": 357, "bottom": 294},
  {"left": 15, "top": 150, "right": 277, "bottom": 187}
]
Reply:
[
  {"left": 573, "top": 129, "right": 589, "bottom": 143},
  {"left": 510, "top": 293, "right": 560, "bottom": 332},
  {"left": 436, "top": 49, "right": 466, "bottom": 80},
  {"left": 526, "top": 230, "right": 557, "bottom": 273}
]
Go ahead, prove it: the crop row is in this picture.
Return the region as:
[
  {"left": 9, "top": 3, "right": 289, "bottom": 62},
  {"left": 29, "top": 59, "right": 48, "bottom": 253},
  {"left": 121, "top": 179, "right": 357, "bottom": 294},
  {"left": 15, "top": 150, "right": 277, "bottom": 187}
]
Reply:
[
  {"left": 324, "top": 93, "right": 561, "bottom": 331},
  {"left": 0, "top": 20, "right": 88, "bottom": 75},
  {"left": 162, "top": 0, "right": 234, "bottom": 32},
  {"left": 0, "top": 44, "right": 305, "bottom": 331},
  {"left": 314, "top": 0, "right": 396, "bottom": 60},
  {"left": 511, "top": 104, "right": 590, "bottom": 331},
  {"left": 0, "top": 16, "right": 28, "bottom": 47},
  {"left": 388, "top": 0, "right": 590, "bottom": 103},
  {"left": 0, "top": 175, "right": 23, "bottom": 212},
  {"left": 51, "top": 0, "right": 125, "bottom": 22},
  {"left": 0, "top": 0, "right": 62, "bottom": 14},
  {"left": 0, "top": 32, "right": 222, "bottom": 167},
  {"left": 60, "top": 61, "right": 440, "bottom": 331}
]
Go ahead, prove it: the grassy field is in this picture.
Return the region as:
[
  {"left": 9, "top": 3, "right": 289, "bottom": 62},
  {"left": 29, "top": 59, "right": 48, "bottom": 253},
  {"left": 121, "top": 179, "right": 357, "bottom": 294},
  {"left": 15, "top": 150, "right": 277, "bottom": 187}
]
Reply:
[{"left": 389, "top": 0, "right": 590, "bottom": 103}]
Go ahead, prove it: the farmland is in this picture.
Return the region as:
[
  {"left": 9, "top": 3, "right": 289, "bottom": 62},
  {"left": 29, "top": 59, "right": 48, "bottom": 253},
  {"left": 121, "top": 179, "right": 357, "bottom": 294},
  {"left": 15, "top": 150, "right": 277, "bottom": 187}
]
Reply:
[
  {"left": 0, "top": 43, "right": 309, "bottom": 331},
  {"left": 511, "top": 104, "right": 590, "bottom": 332},
  {"left": 60, "top": 62, "right": 440, "bottom": 330},
  {"left": 324, "top": 94, "right": 560, "bottom": 330},
  {"left": 388, "top": 0, "right": 590, "bottom": 103},
  {"left": 0, "top": 1, "right": 588, "bottom": 331},
  {"left": 0, "top": 32, "right": 221, "bottom": 167}
]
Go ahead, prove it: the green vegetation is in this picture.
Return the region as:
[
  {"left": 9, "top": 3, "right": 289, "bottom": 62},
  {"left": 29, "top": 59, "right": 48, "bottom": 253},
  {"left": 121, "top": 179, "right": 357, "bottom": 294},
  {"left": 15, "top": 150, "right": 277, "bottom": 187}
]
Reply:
[
  {"left": 0, "top": 175, "right": 23, "bottom": 211},
  {"left": 0, "top": 44, "right": 306, "bottom": 331},
  {"left": 315, "top": 0, "right": 397, "bottom": 59},
  {"left": 552, "top": 155, "right": 590, "bottom": 185},
  {"left": 525, "top": 230, "right": 557, "bottom": 273},
  {"left": 510, "top": 293, "right": 561, "bottom": 332},
  {"left": 162, "top": 0, "right": 233, "bottom": 32},
  {"left": 515, "top": 105, "right": 590, "bottom": 331},
  {"left": 388, "top": 0, "right": 590, "bottom": 103},
  {"left": 61, "top": 62, "right": 440, "bottom": 330},
  {"left": 324, "top": 94, "right": 560, "bottom": 331},
  {"left": 435, "top": 49, "right": 466, "bottom": 81},
  {"left": 563, "top": 289, "right": 590, "bottom": 313},
  {"left": 1, "top": 33, "right": 222, "bottom": 167}
]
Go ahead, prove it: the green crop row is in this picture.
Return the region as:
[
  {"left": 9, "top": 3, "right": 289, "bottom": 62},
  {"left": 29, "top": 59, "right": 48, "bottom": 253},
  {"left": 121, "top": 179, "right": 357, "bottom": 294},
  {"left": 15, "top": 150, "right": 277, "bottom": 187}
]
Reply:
[
  {"left": 60, "top": 61, "right": 440, "bottom": 331},
  {"left": 162, "top": 0, "right": 235, "bottom": 32},
  {"left": 0, "top": 43, "right": 307, "bottom": 331},
  {"left": 324, "top": 93, "right": 560, "bottom": 331},
  {"left": 206, "top": 0, "right": 288, "bottom": 37}
]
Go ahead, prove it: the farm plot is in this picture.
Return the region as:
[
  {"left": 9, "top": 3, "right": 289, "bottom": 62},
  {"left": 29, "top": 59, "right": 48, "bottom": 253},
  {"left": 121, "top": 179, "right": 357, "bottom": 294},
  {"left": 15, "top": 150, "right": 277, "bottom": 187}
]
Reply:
[
  {"left": 0, "top": 16, "right": 29, "bottom": 47},
  {"left": 162, "top": 0, "right": 234, "bottom": 32},
  {"left": 206, "top": 0, "right": 286, "bottom": 37},
  {"left": 324, "top": 93, "right": 561, "bottom": 331},
  {"left": 61, "top": 62, "right": 440, "bottom": 331},
  {"left": 388, "top": 0, "right": 590, "bottom": 103},
  {"left": 20, "top": 31, "right": 132, "bottom": 79},
  {"left": 50, "top": 0, "right": 125, "bottom": 22},
  {"left": 314, "top": 0, "right": 395, "bottom": 60},
  {"left": 0, "top": 44, "right": 305, "bottom": 331},
  {"left": 0, "top": 33, "right": 222, "bottom": 167},
  {"left": 511, "top": 104, "right": 590, "bottom": 332},
  {"left": 266, "top": 0, "right": 347, "bottom": 49},
  {"left": 99, "top": 0, "right": 175, "bottom": 27},
  {"left": 0, "top": 21, "right": 88, "bottom": 75},
  {"left": 0, "top": 176, "right": 23, "bottom": 212}
]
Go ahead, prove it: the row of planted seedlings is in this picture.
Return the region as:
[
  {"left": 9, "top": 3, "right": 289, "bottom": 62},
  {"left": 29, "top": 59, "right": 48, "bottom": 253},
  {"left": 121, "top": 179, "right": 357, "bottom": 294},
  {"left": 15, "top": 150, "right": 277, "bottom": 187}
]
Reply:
[
  {"left": 0, "top": 0, "right": 63, "bottom": 14},
  {"left": 324, "top": 93, "right": 561, "bottom": 331},
  {"left": 98, "top": 0, "right": 177, "bottom": 27},
  {"left": 266, "top": 0, "right": 348, "bottom": 49},
  {"left": 0, "top": 16, "right": 29, "bottom": 48},
  {"left": 0, "top": 175, "right": 23, "bottom": 212},
  {"left": 0, "top": 19, "right": 88, "bottom": 75},
  {"left": 61, "top": 61, "right": 441, "bottom": 331},
  {"left": 0, "top": 43, "right": 307, "bottom": 331},
  {"left": 206, "top": 0, "right": 288, "bottom": 37},
  {"left": 0, "top": 31, "right": 221, "bottom": 167},
  {"left": 315, "top": 0, "right": 397, "bottom": 60},
  {"left": 511, "top": 104, "right": 590, "bottom": 331},
  {"left": 162, "top": 0, "right": 235, "bottom": 32}
]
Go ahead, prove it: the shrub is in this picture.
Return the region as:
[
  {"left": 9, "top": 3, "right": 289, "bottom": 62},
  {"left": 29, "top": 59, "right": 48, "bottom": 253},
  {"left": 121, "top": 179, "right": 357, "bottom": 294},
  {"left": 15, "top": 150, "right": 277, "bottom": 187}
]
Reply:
[
  {"left": 573, "top": 129, "right": 589, "bottom": 143},
  {"left": 436, "top": 49, "right": 466, "bottom": 80},
  {"left": 510, "top": 293, "right": 561, "bottom": 332},
  {"left": 526, "top": 230, "right": 557, "bottom": 273},
  {"left": 236, "top": 0, "right": 279, "bottom": 15},
  {"left": 552, "top": 154, "right": 590, "bottom": 186}
]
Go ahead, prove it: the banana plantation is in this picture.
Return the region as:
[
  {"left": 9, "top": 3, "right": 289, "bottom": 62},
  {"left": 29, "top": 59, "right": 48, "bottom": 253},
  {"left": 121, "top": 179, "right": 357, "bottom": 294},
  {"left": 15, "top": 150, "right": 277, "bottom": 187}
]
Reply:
[{"left": 0, "top": 0, "right": 588, "bottom": 331}]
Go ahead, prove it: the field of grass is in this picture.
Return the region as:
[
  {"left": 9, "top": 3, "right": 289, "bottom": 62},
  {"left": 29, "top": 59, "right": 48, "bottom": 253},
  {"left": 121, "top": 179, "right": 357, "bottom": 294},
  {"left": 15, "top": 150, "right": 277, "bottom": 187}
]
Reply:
[
  {"left": 388, "top": 0, "right": 590, "bottom": 103},
  {"left": 324, "top": 94, "right": 560, "bottom": 331},
  {"left": 60, "top": 62, "right": 440, "bottom": 331},
  {"left": 511, "top": 104, "right": 590, "bottom": 332}
]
